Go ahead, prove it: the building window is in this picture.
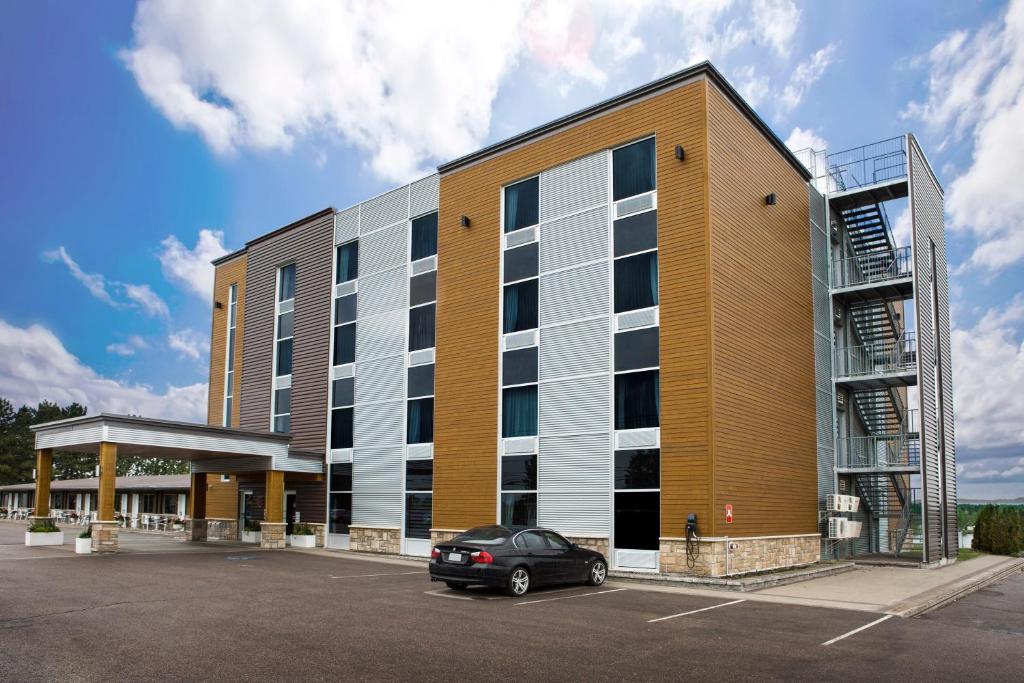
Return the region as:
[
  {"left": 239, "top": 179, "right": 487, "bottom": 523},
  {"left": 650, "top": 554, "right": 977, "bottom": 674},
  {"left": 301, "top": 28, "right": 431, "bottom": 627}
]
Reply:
[
  {"left": 614, "top": 449, "right": 659, "bottom": 489},
  {"left": 614, "top": 251, "right": 658, "bottom": 313},
  {"left": 333, "top": 323, "right": 356, "bottom": 366},
  {"left": 335, "top": 294, "right": 356, "bottom": 325},
  {"left": 501, "top": 454, "right": 536, "bottom": 490},
  {"left": 504, "top": 177, "right": 539, "bottom": 233},
  {"left": 330, "top": 407, "right": 353, "bottom": 450},
  {"left": 162, "top": 494, "right": 178, "bottom": 515},
  {"left": 614, "top": 370, "right": 660, "bottom": 430},
  {"left": 613, "top": 137, "right": 656, "bottom": 201},
  {"left": 501, "top": 492, "right": 537, "bottom": 527},
  {"left": 336, "top": 241, "right": 358, "bottom": 284},
  {"left": 405, "top": 461, "right": 432, "bottom": 539},
  {"left": 409, "top": 303, "right": 436, "bottom": 351},
  {"left": 272, "top": 264, "right": 295, "bottom": 433},
  {"left": 503, "top": 279, "right": 538, "bottom": 333},
  {"left": 615, "top": 447, "right": 659, "bottom": 551},
  {"left": 411, "top": 211, "right": 438, "bottom": 261},
  {"left": 406, "top": 398, "right": 434, "bottom": 444},
  {"left": 223, "top": 283, "right": 238, "bottom": 427},
  {"left": 329, "top": 463, "right": 352, "bottom": 535},
  {"left": 140, "top": 493, "right": 157, "bottom": 514},
  {"left": 502, "top": 385, "right": 538, "bottom": 438}
]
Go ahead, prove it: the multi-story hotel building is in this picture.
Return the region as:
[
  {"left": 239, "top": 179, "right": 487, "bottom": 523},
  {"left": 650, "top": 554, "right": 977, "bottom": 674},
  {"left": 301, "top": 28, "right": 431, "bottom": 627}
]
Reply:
[{"left": 28, "top": 62, "right": 956, "bottom": 574}]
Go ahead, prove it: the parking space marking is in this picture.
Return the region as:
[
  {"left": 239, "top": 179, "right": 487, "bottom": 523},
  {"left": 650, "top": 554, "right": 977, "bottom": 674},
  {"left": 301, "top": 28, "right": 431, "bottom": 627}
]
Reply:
[
  {"left": 821, "top": 614, "right": 893, "bottom": 646},
  {"left": 514, "top": 588, "right": 627, "bottom": 606},
  {"left": 647, "top": 599, "right": 746, "bottom": 623},
  {"left": 329, "top": 571, "right": 423, "bottom": 579},
  {"left": 424, "top": 589, "right": 509, "bottom": 601}
]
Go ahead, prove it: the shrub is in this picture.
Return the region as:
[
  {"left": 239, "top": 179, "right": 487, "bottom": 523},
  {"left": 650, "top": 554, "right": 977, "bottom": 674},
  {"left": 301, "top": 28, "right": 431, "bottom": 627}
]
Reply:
[
  {"left": 28, "top": 520, "right": 60, "bottom": 533},
  {"left": 292, "top": 523, "right": 315, "bottom": 536},
  {"left": 244, "top": 518, "right": 262, "bottom": 533},
  {"left": 972, "top": 505, "right": 1024, "bottom": 555},
  {"left": 78, "top": 528, "right": 91, "bottom": 539}
]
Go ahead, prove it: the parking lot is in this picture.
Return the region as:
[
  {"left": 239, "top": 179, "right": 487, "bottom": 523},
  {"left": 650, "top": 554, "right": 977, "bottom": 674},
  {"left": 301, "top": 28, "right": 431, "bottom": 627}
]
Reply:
[{"left": 1, "top": 521, "right": 1022, "bottom": 681}]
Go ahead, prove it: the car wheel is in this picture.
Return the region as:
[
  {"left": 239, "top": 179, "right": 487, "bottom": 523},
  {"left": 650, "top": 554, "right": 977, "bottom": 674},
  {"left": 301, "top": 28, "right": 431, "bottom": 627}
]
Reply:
[
  {"left": 586, "top": 560, "right": 607, "bottom": 586},
  {"left": 445, "top": 582, "right": 467, "bottom": 591},
  {"left": 506, "top": 566, "right": 530, "bottom": 597}
]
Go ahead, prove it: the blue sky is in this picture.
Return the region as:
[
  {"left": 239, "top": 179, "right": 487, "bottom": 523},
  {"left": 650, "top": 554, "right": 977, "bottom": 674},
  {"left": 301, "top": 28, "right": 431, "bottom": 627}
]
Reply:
[{"left": 1, "top": 1, "right": 1021, "bottom": 499}]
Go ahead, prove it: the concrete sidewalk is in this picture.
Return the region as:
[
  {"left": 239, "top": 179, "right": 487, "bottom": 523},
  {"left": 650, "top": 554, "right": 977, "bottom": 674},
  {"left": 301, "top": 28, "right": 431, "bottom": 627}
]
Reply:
[{"left": 606, "top": 553, "right": 1024, "bottom": 615}]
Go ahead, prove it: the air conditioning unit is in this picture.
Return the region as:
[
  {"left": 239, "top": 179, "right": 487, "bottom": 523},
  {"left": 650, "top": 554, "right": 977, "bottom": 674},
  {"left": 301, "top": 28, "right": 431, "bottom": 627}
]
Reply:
[
  {"left": 836, "top": 392, "right": 846, "bottom": 412},
  {"left": 826, "top": 495, "right": 840, "bottom": 512},
  {"left": 849, "top": 496, "right": 861, "bottom": 513},
  {"left": 828, "top": 517, "right": 848, "bottom": 539},
  {"left": 846, "top": 521, "right": 863, "bottom": 538}
]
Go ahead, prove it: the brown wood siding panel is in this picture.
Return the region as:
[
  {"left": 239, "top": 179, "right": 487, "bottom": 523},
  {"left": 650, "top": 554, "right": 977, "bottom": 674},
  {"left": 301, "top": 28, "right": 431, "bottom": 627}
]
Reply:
[
  {"left": 435, "top": 79, "right": 710, "bottom": 534},
  {"left": 287, "top": 477, "right": 326, "bottom": 524},
  {"left": 239, "top": 214, "right": 333, "bottom": 451},
  {"left": 207, "top": 255, "right": 247, "bottom": 427},
  {"left": 206, "top": 474, "right": 238, "bottom": 519},
  {"left": 706, "top": 84, "right": 818, "bottom": 538}
]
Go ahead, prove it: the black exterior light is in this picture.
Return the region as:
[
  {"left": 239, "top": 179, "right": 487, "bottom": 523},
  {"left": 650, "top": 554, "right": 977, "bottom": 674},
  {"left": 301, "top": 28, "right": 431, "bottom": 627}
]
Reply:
[
  {"left": 765, "top": 193, "right": 777, "bottom": 206},
  {"left": 460, "top": 215, "right": 471, "bottom": 228},
  {"left": 214, "top": 301, "right": 223, "bottom": 309},
  {"left": 674, "top": 144, "right": 685, "bottom": 161}
]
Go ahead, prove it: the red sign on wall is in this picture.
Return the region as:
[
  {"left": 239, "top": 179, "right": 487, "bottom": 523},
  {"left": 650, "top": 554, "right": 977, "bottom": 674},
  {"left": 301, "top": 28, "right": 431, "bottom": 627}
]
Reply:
[{"left": 725, "top": 504, "right": 733, "bottom": 524}]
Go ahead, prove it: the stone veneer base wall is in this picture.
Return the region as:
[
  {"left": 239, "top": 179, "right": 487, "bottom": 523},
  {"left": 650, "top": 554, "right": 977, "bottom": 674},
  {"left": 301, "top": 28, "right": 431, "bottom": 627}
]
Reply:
[
  {"left": 660, "top": 534, "right": 820, "bottom": 577},
  {"left": 185, "top": 518, "right": 208, "bottom": 542},
  {"left": 260, "top": 522, "right": 287, "bottom": 549},
  {"left": 429, "top": 529, "right": 464, "bottom": 546},
  {"left": 350, "top": 526, "right": 401, "bottom": 554},
  {"left": 567, "top": 536, "right": 610, "bottom": 558},
  {"left": 305, "top": 522, "right": 326, "bottom": 548},
  {"left": 91, "top": 521, "right": 119, "bottom": 553}
]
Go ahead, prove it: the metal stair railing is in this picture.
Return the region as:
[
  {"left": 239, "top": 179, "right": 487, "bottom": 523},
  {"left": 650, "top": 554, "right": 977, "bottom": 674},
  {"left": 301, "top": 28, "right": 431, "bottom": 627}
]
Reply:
[
  {"left": 831, "top": 246, "right": 912, "bottom": 289},
  {"left": 825, "top": 136, "right": 907, "bottom": 193},
  {"left": 891, "top": 487, "right": 919, "bottom": 556},
  {"left": 835, "top": 330, "right": 917, "bottom": 378},
  {"left": 837, "top": 432, "right": 921, "bottom": 469}
]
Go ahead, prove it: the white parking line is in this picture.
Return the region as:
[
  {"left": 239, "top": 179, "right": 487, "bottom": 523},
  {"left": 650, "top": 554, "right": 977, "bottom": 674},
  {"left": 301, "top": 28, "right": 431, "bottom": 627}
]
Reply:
[
  {"left": 329, "top": 571, "right": 423, "bottom": 579},
  {"left": 646, "top": 599, "right": 746, "bottom": 623},
  {"left": 424, "top": 589, "right": 509, "bottom": 601},
  {"left": 515, "top": 588, "right": 627, "bottom": 606},
  {"left": 821, "top": 614, "right": 894, "bottom": 646}
]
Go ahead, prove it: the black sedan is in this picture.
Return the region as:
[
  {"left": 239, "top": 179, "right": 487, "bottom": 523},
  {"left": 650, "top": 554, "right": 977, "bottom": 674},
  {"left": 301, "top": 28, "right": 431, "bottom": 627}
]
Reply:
[{"left": 429, "top": 525, "right": 607, "bottom": 596}]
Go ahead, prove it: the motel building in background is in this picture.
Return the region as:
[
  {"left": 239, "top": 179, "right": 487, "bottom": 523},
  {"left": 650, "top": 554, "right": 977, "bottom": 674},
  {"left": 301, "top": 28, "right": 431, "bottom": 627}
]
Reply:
[{"left": 21, "top": 61, "right": 957, "bottom": 575}]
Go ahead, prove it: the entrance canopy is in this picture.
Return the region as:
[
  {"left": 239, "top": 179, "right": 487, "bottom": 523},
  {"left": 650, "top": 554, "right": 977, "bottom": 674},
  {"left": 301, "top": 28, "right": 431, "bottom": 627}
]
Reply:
[{"left": 31, "top": 413, "right": 322, "bottom": 474}]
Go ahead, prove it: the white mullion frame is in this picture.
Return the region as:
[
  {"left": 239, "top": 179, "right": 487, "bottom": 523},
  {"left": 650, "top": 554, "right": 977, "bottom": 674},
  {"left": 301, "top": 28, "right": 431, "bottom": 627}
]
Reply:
[
  {"left": 223, "top": 283, "right": 238, "bottom": 427},
  {"left": 271, "top": 264, "right": 295, "bottom": 433}
]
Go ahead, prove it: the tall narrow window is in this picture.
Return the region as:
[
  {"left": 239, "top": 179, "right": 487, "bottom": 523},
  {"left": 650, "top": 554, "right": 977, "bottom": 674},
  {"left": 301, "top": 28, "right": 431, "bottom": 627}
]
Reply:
[
  {"left": 223, "top": 283, "right": 238, "bottom": 427},
  {"left": 329, "top": 463, "right": 352, "bottom": 535},
  {"left": 504, "top": 177, "right": 539, "bottom": 233},
  {"left": 613, "top": 137, "right": 656, "bottom": 201},
  {"left": 613, "top": 251, "right": 658, "bottom": 313},
  {"left": 614, "top": 449, "right": 660, "bottom": 551},
  {"left": 330, "top": 378, "right": 354, "bottom": 450},
  {"left": 272, "top": 264, "right": 296, "bottom": 433},
  {"left": 502, "top": 385, "right": 538, "bottom": 438},
  {"left": 405, "top": 461, "right": 433, "bottom": 540},
  {"left": 336, "top": 241, "right": 358, "bottom": 284},
  {"left": 406, "top": 398, "right": 434, "bottom": 444},
  {"left": 501, "top": 453, "right": 537, "bottom": 526},
  {"left": 411, "top": 212, "right": 438, "bottom": 261},
  {"left": 503, "top": 279, "right": 538, "bottom": 333},
  {"left": 614, "top": 370, "right": 660, "bottom": 430},
  {"left": 409, "top": 304, "right": 436, "bottom": 351}
]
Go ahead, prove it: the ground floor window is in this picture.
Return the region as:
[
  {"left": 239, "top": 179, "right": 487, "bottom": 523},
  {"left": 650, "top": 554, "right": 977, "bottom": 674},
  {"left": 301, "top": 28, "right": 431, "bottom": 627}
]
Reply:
[
  {"left": 140, "top": 493, "right": 157, "bottom": 514},
  {"left": 614, "top": 448, "right": 660, "bottom": 550},
  {"left": 405, "top": 461, "right": 432, "bottom": 539},
  {"left": 501, "top": 492, "right": 537, "bottom": 527},
  {"left": 329, "top": 463, "right": 352, "bottom": 534}
]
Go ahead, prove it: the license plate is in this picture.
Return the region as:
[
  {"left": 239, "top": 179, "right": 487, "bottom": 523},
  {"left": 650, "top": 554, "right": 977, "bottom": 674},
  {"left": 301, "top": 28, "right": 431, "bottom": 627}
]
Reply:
[{"left": 447, "top": 552, "right": 463, "bottom": 562}]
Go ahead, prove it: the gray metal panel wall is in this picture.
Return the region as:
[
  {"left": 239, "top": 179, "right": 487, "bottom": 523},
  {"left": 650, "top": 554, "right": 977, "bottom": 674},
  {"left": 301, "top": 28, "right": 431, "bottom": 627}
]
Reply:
[
  {"left": 239, "top": 211, "right": 334, "bottom": 452},
  {"left": 909, "top": 136, "right": 957, "bottom": 561}
]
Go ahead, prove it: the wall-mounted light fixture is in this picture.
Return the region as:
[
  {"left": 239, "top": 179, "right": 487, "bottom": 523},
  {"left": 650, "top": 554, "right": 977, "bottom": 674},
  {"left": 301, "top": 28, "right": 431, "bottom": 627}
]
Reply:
[
  {"left": 460, "top": 215, "right": 471, "bottom": 228},
  {"left": 214, "top": 301, "right": 223, "bottom": 309},
  {"left": 674, "top": 145, "right": 685, "bottom": 161},
  {"left": 765, "top": 193, "right": 777, "bottom": 206}
]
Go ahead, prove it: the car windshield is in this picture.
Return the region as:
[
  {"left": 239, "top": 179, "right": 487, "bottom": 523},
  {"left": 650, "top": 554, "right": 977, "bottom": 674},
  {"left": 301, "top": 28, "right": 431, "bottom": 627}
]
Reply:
[{"left": 452, "top": 526, "right": 511, "bottom": 545}]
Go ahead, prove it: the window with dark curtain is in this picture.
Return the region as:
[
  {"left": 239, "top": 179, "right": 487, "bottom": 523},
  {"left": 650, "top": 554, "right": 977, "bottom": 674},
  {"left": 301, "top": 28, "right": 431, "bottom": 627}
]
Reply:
[
  {"left": 503, "top": 279, "right": 538, "bottom": 333},
  {"left": 613, "top": 138, "right": 656, "bottom": 201},
  {"left": 409, "top": 304, "right": 436, "bottom": 351},
  {"left": 504, "top": 177, "right": 539, "bottom": 233},
  {"left": 329, "top": 493, "right": 352, "bottom": 534},
  {"left": 336, "top": 242, "right": 358, "bottom": 283},
  {"left": 615, "top": 370, "right": 660, "bottom": 429},
  {"left": 330, "top": 407, "right": 353, "bottom": 449},
  {"left": 501, "top": 492, "right": 537, "bottom": 526},
  {"left": 502, "top": 385, "right": 538, "bottom": 437},
  {"left": 411, "top": 212, "right": 438, "bottom": 261},
  {"left": 405, "top": 493, "right": 432, "bottom": 539},
  {"left": 278, "top": 264, "right": 296, "bottom": 301},
  {"left": 333, "top": 323, "right": 356, "bottom": 365},
  {"left": 614, "top": 251, "right": 659, "bottom": 313},
  {"left": 406, "top": 398, "right": 434, "bottom": 444}
]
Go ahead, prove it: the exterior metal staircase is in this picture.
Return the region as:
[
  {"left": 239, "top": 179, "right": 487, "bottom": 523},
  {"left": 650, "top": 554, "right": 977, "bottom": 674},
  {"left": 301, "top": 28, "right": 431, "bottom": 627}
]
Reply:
[
  {"left": 841, "top": 203, "right": 894, "bottom": 255},
  {"left": 855, "top": 474, "right": 918, "bottom": 556}
]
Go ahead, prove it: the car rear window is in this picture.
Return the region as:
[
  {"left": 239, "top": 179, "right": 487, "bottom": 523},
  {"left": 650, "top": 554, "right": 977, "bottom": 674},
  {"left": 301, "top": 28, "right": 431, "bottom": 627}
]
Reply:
[{"left": 452, "top": 526, "right": 510, "bottom": 545}]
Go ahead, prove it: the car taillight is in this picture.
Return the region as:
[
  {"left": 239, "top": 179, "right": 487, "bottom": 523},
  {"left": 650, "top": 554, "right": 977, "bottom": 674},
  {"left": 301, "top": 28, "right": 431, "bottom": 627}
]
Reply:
[
  {"left": 470, "top": 551, "right": 494, "bottom": 564},
  {"left": 431, "top": 547, "right": 441, "bottom": 559}
]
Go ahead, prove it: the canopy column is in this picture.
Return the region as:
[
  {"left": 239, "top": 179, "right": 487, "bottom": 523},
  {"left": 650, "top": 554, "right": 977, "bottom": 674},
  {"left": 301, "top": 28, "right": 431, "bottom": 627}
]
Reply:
[
  {"left": 187, "top": 473, "right": 208, "bottom": 542},
  {"left": 32, "top": 448, "right": 53, "bottom": 520},
  {"left": 91, "top": 442, "right": 119, "bottom": 552},
  {"left": 260, "top": 470, "right": 286, "bottom": 549}
]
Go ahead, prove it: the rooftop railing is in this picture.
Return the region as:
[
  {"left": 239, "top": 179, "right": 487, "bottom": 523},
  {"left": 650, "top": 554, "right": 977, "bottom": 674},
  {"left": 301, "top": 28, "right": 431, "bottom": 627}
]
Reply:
[
  {"left": 835, "top": 332, "right": 917, "bottom": 378},
  {"left": 825, "top": 136, "right": 907, "bottom": 193},
  {"left": 832, "top": 246, "right": 912, "bottom": 289}
]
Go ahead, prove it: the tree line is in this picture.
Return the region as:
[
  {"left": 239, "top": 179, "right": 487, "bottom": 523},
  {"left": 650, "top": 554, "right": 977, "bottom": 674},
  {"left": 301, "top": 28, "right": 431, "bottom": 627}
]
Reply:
[
  {"left": 0, "top": 397, "right": 188, "bottom": 486},
  {"left": 971, "top": 504, "right": 1024, "bottom": 556}
]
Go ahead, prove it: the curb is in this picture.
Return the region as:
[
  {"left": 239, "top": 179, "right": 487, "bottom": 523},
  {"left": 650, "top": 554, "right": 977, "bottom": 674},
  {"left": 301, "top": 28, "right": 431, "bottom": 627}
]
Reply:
[
  {"left": 609, "top": 561, "right": 857, "bottom": 592},
  {"left": 891, "top": 557, "right": 1024, "bottom": 618}
]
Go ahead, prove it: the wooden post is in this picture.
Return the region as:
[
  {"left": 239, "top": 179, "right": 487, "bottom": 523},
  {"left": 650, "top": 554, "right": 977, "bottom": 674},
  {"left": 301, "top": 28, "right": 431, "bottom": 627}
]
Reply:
[
  {"left": 97, "top": 442, "right": 117, "bottom": 522},
  {"left": 189, "top": 473, "right": 207, "bottom": 519},
  {"left": 33, "top": 449, "right": 53, "bottom": 518},
  {"left": 265, "top": 470, "right": 284, "bottom": 523}
]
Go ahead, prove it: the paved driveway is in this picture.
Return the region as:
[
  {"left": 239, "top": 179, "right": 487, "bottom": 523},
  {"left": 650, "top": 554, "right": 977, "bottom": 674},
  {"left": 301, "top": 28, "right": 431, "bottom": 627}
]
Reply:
[{"left": 1, "top": 522, "right": 1022, "bottom": 681}]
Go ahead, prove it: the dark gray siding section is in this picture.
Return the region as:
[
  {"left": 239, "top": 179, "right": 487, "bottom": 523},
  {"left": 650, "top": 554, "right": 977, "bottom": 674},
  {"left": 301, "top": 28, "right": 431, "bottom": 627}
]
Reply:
[
  {"left": 910, "top": 136, "right": 956, "bottom": 562},
  {"left": 240, "top": 211, "right": 334, "bottom": 452}
]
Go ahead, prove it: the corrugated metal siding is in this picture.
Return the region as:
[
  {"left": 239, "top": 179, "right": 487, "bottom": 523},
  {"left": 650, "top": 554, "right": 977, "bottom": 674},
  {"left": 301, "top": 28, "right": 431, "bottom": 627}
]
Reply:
[
  {"left": 810, "top": 185, "right": 835, "bottom": 557},
  {"left": 335, "top": 207, "right": 359, "bottom": 245},
  {"left": 410, "top": 174, "right": 440, "bottom": 217},
  {"left": 355, "top": 356, "right": 405, "bottom": 403},
  {"left": 539, "top": 261, "right": 608, "bottom": 327},
  {"left": 359, "top": 268, "right": 406, "bottom": 317},
  {"left": 538, "top": 491, "right": 610, "bottom": 536},
  {"left": 361, "top": 223, "right": 408, "bottom": 276},
  {"left": 910, "top": 138, "right": 956, "bottom": 561},
  {"left": 356, "top": 310, "right": 406, "bottom": 361},
  {"left": 539, "top": 151, "right": 608, "bottom": 222},
  {"left": 539, "top": 206, "right": 609, "bottom": 272},
  {"left": 538, "top": 433, "right": 610, "bottom": 492},
  {"left": 240, "top": 211, "right": 334, "bottom": 452},
  {"left": 354, "top": 402, "right": 404, "bottom": 448},
  {"left": 540, "top": 317, "right": 609, "bottom": 380},
  {"left": 361, "top": 187, "right": 409, "bottom": 234},
  {"left": 539, "top": 375, "right": 609, "bottom": 436},
  {"left": 353, "top": 445, "right": 403, "bottom": 527}
]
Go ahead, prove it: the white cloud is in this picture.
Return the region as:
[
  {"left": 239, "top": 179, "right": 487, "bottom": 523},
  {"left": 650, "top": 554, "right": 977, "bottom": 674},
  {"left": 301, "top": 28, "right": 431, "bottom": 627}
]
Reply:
[
  {"left": 752, "top": 0, "right": 800, "bottom": 58},
  {"left": 43, "top": 246, "right": 170, "bottom": 319},
  {"left": 784, "top": 126, "right": 828, "bottom": 154},
  {"left": 106, "top": 335, "right": 148, "bottom": 357},
  {"left": 168, "top": 329, "right": 209, "bottom": 361},
  {"left": 780, "top": 43, "right": 837, "bottom": 112},
  {"left": 734, "top": 65, "right": 770, "bottom": 108},
  {"left": 0, "top": 319, "right": 206, "bottom": 422},
  {"left": 952, "top": 295, "right": 1024, "bottom": 449},
  {"left": 891, "top": 206, "right": 912, "bottom": 249},
  {"left": 905, "top": 0, "right": 1024, "bottom": 273},
  {"left": 158, "top": 229, "right": 229, "bottom": 302}
]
